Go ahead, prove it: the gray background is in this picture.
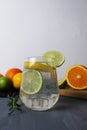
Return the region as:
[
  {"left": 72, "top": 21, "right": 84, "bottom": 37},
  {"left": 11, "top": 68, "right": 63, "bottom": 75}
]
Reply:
[{"left": 0, "top": 0, "right": 87, "bottom": 79}]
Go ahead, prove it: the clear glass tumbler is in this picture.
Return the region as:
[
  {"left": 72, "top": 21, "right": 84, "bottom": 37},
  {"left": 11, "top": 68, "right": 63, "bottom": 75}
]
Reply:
[{"left": 20, "top": 56, "right": 59, "bottom": 111}]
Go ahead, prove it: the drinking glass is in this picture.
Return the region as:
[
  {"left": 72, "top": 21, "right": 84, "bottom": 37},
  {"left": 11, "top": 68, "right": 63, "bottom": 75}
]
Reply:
[{"left": 20, "top": 56, "right": 59, "bottom": 111}]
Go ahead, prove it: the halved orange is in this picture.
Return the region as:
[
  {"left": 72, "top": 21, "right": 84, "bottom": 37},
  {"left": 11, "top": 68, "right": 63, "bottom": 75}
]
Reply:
[{"left": 66, "top": 65, "right": 87, "bottom": 90}]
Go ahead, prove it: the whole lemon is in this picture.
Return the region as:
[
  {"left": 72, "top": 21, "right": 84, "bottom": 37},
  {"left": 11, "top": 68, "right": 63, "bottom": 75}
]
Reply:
[{"left": 13, "top": 72, "right": 22, "bottom": 89}]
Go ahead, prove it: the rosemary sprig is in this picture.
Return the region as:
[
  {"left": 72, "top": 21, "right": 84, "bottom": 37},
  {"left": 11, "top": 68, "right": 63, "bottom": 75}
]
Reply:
[{"left": 7, "top": 94, "right": 23, "bottom": 115}]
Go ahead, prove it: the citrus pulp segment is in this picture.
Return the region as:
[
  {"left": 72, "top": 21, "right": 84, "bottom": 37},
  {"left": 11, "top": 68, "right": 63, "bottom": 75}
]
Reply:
[
  {"left": 66, "top": 65, "right": 87, "bottom": 90},
  {"left": 21, "top": 69, "right": 43, "bottom": 95},
  {"left": 42, "top": 50, "right": 65, "bottom": 68}
]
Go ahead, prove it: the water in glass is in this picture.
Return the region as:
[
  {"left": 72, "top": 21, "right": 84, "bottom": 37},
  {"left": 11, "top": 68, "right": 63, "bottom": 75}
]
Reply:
[{"left": 20, "top": 56, "right": 59, "bottom": 111}]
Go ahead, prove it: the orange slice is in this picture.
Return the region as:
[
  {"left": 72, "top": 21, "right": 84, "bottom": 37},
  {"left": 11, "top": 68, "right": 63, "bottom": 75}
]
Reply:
[{"left": 66, "top": 65, "right": 87, "bottom": 90}]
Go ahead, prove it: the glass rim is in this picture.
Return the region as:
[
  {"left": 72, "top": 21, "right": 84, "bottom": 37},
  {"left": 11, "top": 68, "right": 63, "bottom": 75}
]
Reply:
[{"left": 24, "top": 56, "right": 56, "bottom": 63}]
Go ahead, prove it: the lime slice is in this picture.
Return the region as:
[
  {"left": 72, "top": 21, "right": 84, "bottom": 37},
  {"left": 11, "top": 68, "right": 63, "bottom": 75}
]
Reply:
[
  {"left": 58, "top": 77, "right": 67, "bottom": 89},
  {"left": 21, "top": 69, "right": 43, "bottom": 95},
  {"left": 43, "top": 51, "right": 65, "bottom": 68}
]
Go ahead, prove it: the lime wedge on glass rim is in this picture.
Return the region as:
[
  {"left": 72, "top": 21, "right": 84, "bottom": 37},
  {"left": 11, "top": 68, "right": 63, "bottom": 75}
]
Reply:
[
  {"left": 42, "top": 51, "right": 65, "bottom": 68},
  {"left": 58, "top": 77, "right": 67, "bottom": 89},
  {"left": 21, "top": 69, "right": 43, "bottom": 95}
]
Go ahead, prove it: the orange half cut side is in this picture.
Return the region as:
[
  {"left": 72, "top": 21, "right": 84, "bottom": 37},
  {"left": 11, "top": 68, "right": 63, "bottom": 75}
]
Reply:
[{"left": 66, "top": 65, "right": 87, "bottom": 90}]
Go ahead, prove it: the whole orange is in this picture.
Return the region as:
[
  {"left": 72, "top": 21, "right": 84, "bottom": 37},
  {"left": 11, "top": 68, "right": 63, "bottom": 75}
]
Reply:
[
  {"left": 13, "top": 72, "right": 22, "bottom": 89},
  {"left": 5, "top": 68, "right": 22, "bottom": 81}
]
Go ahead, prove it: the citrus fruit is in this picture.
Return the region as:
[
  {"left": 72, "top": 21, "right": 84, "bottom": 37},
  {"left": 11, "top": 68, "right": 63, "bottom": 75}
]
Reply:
[
  {"left": 43, "top": 50, "right": 65, "bottom": 68},
  {"left": 13, "top": 72, "right": 22, "bottom": 89},
  {"left": 24, "top": 61, "right": 53, "bottom": 71},
  {"left": 66, "top": 65, "right": 87, "bottom": 90},
  {"left": 0, "top": 76, "right": 12, "bottom": 90},
  {"left": 5, "top": 68, "right": 22, "bottom": 81},
  {"left": 58, "top": 77, "right": 67, "bottom": 89},
  {"left": 21, "top": 69, "right": 43, "bottom": 95},
  {"left": 0, "top": 73, "right": 3, "bottom": 77}
]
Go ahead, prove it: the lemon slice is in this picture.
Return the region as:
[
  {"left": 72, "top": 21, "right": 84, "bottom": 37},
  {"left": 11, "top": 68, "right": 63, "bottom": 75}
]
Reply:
[
  {"left": 43, "top": 51, "right": 65, "bottom": 68},
  {"left": 24, "top": 61, "right": 53, "bottom": 71},
  {"left": 21, "top": 69, "right": 43, "bottom": 95}
]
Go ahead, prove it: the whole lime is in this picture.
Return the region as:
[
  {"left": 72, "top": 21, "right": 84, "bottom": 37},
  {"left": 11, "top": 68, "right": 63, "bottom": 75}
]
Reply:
[{"left": 0, "top": 76, "right": 12, "bottom": 90}]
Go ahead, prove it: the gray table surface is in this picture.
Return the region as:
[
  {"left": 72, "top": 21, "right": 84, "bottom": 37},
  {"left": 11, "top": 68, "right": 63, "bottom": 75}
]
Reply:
[{"left": 0, "top": 96, "right": 87, "bottom": 130}]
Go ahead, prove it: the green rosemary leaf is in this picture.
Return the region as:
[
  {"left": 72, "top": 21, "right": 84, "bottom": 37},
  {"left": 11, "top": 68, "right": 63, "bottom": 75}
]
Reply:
[{"left": 7, "top": 93, "right": 23, "bottom": 115}]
